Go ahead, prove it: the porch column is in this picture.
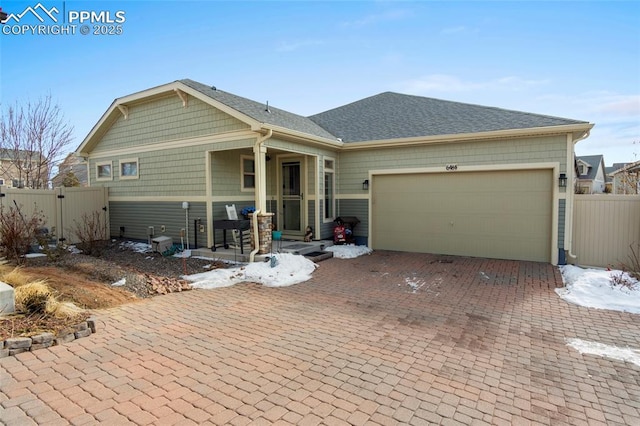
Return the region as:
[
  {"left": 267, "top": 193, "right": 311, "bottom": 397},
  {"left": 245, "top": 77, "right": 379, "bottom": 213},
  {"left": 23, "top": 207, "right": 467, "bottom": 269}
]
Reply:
[
  {"left": 250, "top": 212, "right": 273, "bottom": 254},
  {"left": 253, "top": 131, "right": 271, "bottom": 213}
]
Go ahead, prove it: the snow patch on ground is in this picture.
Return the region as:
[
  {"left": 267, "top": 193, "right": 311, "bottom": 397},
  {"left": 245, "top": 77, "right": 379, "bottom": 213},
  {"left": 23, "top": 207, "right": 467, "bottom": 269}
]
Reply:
[
  {"left": 120, "top": 241, "right": 152, "bottom": 253},
  {"left": 325, "top": 244, "right": 372, "bottom": 259},
  {"left": 557, "top": 265, "right": 639, "bottom": 313},
  {"left": 111, "top": 278, "right": 126, "bottom": 287},
  {"left": 404, "top": 276, "right": 426, "bottom": 293},
  {"left": 567, "top": 338, "right": 640, "bottom": 367},
  {"left": 184, "top": 253, "right": 318, "bottom": 289}
]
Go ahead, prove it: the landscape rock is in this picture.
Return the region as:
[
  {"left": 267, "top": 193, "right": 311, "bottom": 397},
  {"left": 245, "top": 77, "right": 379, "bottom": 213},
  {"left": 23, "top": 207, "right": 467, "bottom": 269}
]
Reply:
[
  {"left": 31, "top": 332, "right": 54, "bottom": 344},
  {"left": 74, "top": 328, "right": 92, "bottom": 338},
  {"left": 6, "top": 337, "right": 32, "bottom": 349}
]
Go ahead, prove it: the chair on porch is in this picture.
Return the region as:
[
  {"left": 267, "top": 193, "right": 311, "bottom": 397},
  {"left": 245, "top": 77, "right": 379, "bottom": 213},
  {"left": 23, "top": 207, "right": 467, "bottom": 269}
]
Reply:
[{"left": 225, "top": 204, "right": 251, "bottom": 251}]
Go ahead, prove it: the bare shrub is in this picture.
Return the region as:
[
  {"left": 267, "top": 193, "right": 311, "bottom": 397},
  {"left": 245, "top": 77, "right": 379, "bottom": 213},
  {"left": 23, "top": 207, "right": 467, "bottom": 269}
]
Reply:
[
  {"left": 14, "top": 281, "right": 52, "bottom": 314},
  {"left": 0, "top": 203, "right": 46, "bottom": 264},
  {"left": 69, "top": 210, "right": 108, "bottom": 256},
  {"left": 35, "top": 226, "right": 67, "bottom": 261},
  {"left": 610, "top": 243, "right": 640, "bottom": 290},
  {"left": 625, "top": 242, "right": 640, "bottom": 281},
  {"left": 609, "top": 271, "right": 637, "bottom": 290}
]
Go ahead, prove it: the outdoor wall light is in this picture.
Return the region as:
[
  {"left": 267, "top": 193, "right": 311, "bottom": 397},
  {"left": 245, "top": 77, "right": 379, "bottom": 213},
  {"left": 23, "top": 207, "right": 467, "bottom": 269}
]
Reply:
[
  {"left": 559, "top": 173, "right": 567, "bottom": 188},
  {"left": 362, "top": 179, "right": 369, "bottom": 191}
]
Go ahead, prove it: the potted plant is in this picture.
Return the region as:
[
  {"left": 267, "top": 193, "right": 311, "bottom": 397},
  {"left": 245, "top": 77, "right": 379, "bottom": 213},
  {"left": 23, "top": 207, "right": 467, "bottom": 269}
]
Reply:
[
  {"left": 271, "top": 221, "right": 282, "bottom": 241},
  {"left": 240, "top": 206, "right": 255, "bottom": 219}
]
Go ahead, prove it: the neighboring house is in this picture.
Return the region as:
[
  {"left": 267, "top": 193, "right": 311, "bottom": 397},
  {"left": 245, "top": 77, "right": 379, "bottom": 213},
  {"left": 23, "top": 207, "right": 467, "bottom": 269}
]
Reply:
[
  {"left": 51, "top": 153, "right": 88, "bottom": 187},
  {"left": 609, "top": 160, "right": 640, "bottom": 194},
  {"left": 604, "top": 162, "right": 627, "bottom": 193},
  {"left": 76, "top": 79, "right": 594, "bottom": 265},
  {"left": 0, "top": 149, "right": 48, "bottom": 188},
  {"left": 575, "top": 155, "right": 606, "bottom": 194}
]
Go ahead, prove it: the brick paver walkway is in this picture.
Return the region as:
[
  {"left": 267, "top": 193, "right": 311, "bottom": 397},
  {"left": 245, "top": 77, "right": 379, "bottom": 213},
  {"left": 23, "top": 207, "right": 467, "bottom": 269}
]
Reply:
[{"left": 1, "top": 251, "right": 639, "bottom": 425}]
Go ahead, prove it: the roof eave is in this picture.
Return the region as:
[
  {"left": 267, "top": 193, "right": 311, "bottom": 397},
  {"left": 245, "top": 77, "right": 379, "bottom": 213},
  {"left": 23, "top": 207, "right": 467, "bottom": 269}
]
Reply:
[
  {"left": 610, "top": 159, "right": 640, "bottom": 175},
  {"left": 259, "top": 124, "right": 344, "bottom": 149},
  {"left": 341, "top": 123, "right": 595, "bottom": 150}
]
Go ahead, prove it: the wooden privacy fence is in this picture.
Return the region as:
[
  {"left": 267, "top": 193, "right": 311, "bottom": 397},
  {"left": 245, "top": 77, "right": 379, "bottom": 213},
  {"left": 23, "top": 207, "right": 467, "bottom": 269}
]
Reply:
[
  {"left": 572, "top": 194, "right": 640, "bottom": 268},
  {"left": 0, "top": 186, "right": 109, "bottom": 245}
]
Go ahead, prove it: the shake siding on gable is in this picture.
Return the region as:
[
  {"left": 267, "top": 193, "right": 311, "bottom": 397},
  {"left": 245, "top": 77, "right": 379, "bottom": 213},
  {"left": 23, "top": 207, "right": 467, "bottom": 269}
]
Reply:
[{"left": 92, "top": 95, "right": 249, "bottom": 154}]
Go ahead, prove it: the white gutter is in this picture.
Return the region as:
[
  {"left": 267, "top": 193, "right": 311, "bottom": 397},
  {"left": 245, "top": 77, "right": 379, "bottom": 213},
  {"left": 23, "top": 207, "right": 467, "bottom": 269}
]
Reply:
[
  {"left": 341, "top": 123, "right": 595, "bottom": 150},
  {"left": 566, "top": 129, "right": 592, "bottom": 261},
  {"left": 249, "top": 209, "right": 261, "bottom": 262}
]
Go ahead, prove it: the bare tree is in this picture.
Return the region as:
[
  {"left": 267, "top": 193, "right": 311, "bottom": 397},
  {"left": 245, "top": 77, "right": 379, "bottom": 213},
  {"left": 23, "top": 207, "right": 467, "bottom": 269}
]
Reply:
[{"left": 0, "top": 95, "right": 74, "bottom": 189}]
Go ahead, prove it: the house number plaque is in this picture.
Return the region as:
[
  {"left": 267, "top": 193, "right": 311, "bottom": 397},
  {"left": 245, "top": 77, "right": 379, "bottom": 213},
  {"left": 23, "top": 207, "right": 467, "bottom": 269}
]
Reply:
[{"left": 445, "top": 164, "right": 458, "bottom": 171}]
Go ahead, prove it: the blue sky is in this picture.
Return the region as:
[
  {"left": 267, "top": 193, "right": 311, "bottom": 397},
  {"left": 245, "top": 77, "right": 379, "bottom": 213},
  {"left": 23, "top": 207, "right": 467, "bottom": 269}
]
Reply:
[{"left": 1, "top": 1, "right": 639, "bottom": 166}]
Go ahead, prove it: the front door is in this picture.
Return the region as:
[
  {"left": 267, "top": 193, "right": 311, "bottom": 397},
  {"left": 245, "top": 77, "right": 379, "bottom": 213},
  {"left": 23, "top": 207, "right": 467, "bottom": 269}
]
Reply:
[{"left": 281, "top": 160, "right": 303, "bottom": 235}]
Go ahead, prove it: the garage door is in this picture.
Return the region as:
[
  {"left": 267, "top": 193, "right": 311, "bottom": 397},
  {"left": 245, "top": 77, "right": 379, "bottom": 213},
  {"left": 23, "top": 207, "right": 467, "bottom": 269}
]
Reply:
[{"left": 372, "top": 170, "right": 552, "bottom": 262}]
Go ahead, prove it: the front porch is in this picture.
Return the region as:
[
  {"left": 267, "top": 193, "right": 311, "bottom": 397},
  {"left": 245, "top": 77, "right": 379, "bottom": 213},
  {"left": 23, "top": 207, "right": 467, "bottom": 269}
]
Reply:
[{"left": 191, "top": 239, "right": 334, "bottom": 263}]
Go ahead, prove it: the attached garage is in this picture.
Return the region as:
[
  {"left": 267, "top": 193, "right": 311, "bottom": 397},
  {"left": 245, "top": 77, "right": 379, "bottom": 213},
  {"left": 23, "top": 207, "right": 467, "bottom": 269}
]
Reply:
[{"left": 371, "top": 169, "right": 553, "bottom": 262}]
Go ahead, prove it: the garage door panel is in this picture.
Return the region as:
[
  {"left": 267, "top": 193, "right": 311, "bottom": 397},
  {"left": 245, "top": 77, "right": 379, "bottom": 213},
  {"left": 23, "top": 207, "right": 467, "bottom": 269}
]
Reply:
[{"left": 372, "top": 170, "right": 552, "bottom": 262}]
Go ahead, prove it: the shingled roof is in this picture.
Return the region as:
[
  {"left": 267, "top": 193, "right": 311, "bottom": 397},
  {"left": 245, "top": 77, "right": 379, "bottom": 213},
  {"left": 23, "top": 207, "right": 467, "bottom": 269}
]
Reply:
[
  {"left": 308, "top": 92, "right": 590, "bottom": 143},
  {"left": 576, "top": 155, "right": 605, "bottom": 180},
  {"left": 180, "top": 79, "right": 337, "bottom": 140}
]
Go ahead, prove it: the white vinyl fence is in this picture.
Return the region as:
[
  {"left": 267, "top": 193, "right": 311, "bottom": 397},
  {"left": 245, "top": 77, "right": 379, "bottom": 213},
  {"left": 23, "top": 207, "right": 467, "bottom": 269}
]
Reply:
[
  {"left": 0, "top": 186, "right": 109, "bottom": 245},
  {"left": 572, "top": 194, "right": 640, "bottom": 268}
]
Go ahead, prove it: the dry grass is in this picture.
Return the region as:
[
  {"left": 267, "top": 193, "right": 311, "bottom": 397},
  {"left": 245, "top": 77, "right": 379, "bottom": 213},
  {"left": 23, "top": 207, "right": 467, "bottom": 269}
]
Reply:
[
  {"left": 0, "top": 265, "right": 33, "bottom": 287},
  {"left": 14, "top": 281, "right": 52, "bottom": 314},
  {"left": 0, "top": 265, "right": 95, "bottom": 340}
]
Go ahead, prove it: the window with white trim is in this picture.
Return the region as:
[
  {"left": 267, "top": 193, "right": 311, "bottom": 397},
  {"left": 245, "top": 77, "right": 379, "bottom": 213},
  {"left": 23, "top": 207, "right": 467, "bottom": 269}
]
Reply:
[
  {"left": 96, "top": 161, "right": 113, "bottom": 181},
  {"left": 241, "top": 156, "right": 255, "bottom": 191},
  {"left": 324, "top": 158, "right": 335, "bottom": 220},
  {"left": 119, "top": 158, "right": 139, "bottom": 180}
]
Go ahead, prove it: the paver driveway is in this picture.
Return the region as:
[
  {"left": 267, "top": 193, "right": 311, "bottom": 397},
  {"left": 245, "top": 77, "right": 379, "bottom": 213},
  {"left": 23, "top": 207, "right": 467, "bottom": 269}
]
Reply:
[{"left": 1, "top": 251, "right": 640, "bottom": 425}]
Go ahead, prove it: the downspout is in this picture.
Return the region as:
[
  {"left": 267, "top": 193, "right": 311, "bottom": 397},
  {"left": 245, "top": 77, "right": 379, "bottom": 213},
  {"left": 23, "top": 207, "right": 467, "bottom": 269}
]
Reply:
[
  {"left": 249, "top": 209, "right": 261, "bottom": 262},
  {"left": 249, "top": 128, "right": 273, "bottom": 262},
  {"left": 566, "top": 130, "right": 591, "bottom": 261}
]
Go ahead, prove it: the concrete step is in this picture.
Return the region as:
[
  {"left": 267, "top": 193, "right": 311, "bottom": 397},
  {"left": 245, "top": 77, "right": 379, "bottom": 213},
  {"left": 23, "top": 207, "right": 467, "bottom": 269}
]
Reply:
[{"left": 304, "top": 251, "right": 334, "bottom": 262}]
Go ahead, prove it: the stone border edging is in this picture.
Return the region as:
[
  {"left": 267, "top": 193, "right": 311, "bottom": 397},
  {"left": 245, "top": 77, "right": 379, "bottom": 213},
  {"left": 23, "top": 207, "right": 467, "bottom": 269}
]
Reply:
[{"left": 0, "top": 317, "right": 96, "bottom": 358}]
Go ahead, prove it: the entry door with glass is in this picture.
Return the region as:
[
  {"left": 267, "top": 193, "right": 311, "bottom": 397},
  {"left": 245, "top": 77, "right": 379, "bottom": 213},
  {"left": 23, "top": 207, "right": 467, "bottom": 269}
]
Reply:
[{"left": 281, "top": 160, "right": 303, "bottom": 234}]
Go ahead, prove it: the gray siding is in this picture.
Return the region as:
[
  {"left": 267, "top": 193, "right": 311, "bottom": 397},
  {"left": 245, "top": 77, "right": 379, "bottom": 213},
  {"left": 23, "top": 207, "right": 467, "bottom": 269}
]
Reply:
[
  {"left": 337, "top": 199, "right": 369, "bottom": 238},
  {"left": 308, "top": 200, "right": 317, "bottom": 238},
  {"left": 558, "top": 199, "right": 566, "bottom": 249},
  {"left": 316, "top": 199, "right": 369, "bottom": 242},
  {"left": 110, "top": 201, "right": 207, "bottom": 249}
]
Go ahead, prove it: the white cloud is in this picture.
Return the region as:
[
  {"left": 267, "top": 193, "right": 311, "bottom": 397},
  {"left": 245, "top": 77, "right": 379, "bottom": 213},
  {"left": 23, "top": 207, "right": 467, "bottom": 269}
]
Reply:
[{"left": 593, "top": 94, "right": 640, "bottom": 116}]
